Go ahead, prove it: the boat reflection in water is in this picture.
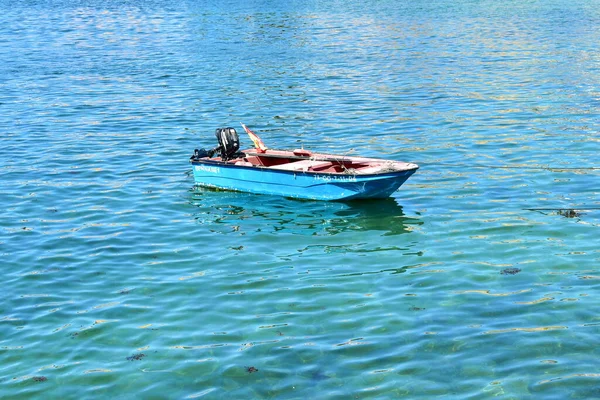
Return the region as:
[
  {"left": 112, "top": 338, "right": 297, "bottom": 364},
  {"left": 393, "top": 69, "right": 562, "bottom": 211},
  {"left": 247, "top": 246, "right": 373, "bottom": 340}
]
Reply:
[
  {"left": 188, "top": 186, "right": 422, "bottom": 238},
  {"left": 326, "top": 197, "right": 423, "bottom": 236}
]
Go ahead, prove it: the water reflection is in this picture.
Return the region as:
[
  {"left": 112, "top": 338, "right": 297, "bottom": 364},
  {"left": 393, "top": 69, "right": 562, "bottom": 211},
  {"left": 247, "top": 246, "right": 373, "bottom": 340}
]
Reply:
[
  {"left": 330, "top": 197, "right": 422, "bottom": 236},
  {"left": 188, "top": 187, "right": 422, "bottom": 237}
]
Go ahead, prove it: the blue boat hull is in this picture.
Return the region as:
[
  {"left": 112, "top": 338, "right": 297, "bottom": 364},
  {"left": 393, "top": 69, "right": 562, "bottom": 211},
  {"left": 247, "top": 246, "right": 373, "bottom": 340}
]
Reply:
[{"left": 190, "top": 161, "right": 417, "bottom": 201}]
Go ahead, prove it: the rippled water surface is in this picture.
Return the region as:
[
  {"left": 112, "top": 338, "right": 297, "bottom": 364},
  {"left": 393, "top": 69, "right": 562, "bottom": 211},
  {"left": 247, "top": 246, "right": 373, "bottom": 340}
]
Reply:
[{"left": 1, "top": 0, "right": 599, "bottom": 398}]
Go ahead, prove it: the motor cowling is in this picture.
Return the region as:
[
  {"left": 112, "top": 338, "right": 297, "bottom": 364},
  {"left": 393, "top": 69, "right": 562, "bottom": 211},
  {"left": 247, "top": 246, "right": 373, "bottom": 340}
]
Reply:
[{"left": 215, "top": 127, "right": 240, "bottom": 161}]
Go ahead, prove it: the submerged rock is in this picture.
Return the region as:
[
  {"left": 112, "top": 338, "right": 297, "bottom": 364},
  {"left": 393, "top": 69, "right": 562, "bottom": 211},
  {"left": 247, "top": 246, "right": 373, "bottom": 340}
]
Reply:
[{"left": 501, "top": 268, "right": 521, "bottom": 275}]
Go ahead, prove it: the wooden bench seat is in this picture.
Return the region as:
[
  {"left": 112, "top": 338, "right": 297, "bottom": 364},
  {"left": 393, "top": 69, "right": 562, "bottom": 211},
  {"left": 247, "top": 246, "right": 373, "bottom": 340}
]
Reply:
[{"left": 272, "top": 159, "right": 333, "bottom": 172}]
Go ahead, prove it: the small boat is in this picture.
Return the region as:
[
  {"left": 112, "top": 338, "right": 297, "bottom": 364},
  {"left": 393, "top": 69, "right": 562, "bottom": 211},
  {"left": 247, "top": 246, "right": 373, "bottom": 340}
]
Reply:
[{"left": 189, "top": 124, "right": 418, "bottom": 201}]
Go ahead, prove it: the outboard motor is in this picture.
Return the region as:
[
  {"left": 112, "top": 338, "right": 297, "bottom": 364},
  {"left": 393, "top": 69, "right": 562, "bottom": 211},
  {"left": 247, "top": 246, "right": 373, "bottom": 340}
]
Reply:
[{"left": 215, "top": 127, "right": 240, "bottom": 161}]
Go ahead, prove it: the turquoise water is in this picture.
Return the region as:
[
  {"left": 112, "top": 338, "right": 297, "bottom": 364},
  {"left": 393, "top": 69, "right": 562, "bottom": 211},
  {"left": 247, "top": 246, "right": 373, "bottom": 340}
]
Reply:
[{"left": 1, "top": 0, "right": 599, "bottom": 398}]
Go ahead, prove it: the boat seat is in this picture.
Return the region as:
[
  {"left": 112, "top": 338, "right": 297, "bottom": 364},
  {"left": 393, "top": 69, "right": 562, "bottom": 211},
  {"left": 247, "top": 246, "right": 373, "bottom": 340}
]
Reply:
[
  {"left": 273, "top": 159, "right": 333, "bottom": 172},
  {"left": 234, "top": 161, "right": 254, "bottom": 167}
]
